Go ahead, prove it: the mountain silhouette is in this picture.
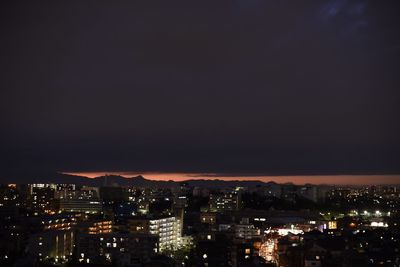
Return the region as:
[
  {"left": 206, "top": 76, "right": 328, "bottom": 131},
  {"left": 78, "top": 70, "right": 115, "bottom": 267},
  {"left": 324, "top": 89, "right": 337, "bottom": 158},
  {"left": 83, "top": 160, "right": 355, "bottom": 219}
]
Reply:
[{"left": 0, "top": 171, "right": 278, "bottom": 188}]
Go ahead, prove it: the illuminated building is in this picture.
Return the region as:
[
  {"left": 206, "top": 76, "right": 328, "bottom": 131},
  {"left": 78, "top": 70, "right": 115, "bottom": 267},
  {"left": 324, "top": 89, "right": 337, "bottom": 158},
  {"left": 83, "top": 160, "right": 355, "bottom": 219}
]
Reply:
[
  {"left": 88, "top": 221, "right": 112, "bottom": 234},
  {"left": 370, "top": 221, "right": 388, "bottom": 227},
  {"left": 236, "top": 242, "right": 259, "bottom": 266},
  {"left": 125, "top": 216, "right": 182, "bottom": 250},
  {"left": 42, "top": 217, "right": 77, "bottom": 231},
  {"left": 209, "top": 191, "right": 241, "bottom": 212},
  {"left": 218, "top": 221, "right": 261, "bottom": 240},
  {"left": 125, "top": 218, "right": 150, "bottom": 234},
  {"left": 85, "top": 220, "right": 113, "bottom": 234},
  {"left": 54, "top": 186, "right": 99, "bottom": 200},
  {"left": 235, "top": 224, "right": 261, "bottom": 239},
  {"left": 137, "top": 201, "right": 149, "bottom": 215},
  {"left": 28, "top": 185, "right": 55, "bottom": 214},
  {"left": 200, "top": 212, "right": 216, "bottom": 224},
  {"left": 27, "top": 230, "right": 74, "bottom": 263},
  {"left": 53, "top": 185, "right": 102, "bottom": 213},
  {"left": 76, "top": 233, "right": 158, "bottom": 266},
  {"left": 149, "top": 216, "right": 182, "bottom": 250},
  {"left": 0, "top": 185, "right": 20, "bottom": 218},
  {"left": 328, "top": 221, "right": 337, "bottom": 230},
  {"left": 57, "top": 199, "right": 102, "bottom": 213},
  {"left": 277, "top": 225, "right": 304, "bottom": 236},
  {"left": 0, "top": 185, "right": 19, "bottom": 206}
]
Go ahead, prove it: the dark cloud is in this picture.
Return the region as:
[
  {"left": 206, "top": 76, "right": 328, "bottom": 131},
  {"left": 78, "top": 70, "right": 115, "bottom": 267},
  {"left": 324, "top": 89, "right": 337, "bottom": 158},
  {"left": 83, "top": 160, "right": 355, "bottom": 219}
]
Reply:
[{"left": 0, "top": 0, "right": 399, "bottom": 179}]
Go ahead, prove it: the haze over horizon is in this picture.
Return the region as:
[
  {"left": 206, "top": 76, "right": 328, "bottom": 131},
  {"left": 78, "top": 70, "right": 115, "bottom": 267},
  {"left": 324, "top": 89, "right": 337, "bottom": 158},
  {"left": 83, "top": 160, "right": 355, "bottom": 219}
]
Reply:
[{"left": 62, "top": 172, "right": 400, "bottom": 186}]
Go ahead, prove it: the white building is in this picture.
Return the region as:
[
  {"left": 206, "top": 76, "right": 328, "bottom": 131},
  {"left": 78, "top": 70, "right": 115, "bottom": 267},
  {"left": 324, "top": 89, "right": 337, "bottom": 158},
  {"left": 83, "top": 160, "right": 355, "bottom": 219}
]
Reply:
[{"left": 149, "top": 216, "right": 182, "bottom": 250}]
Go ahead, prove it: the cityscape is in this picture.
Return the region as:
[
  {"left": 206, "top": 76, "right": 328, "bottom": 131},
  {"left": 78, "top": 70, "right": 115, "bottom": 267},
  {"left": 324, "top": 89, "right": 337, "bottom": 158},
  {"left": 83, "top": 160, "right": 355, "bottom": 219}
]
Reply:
[
  {"left": 0, "top": 175, "right": 399, "bottom": 266},
  {"left": 1, "top": 0, "right": 400, "bottom": 266}
]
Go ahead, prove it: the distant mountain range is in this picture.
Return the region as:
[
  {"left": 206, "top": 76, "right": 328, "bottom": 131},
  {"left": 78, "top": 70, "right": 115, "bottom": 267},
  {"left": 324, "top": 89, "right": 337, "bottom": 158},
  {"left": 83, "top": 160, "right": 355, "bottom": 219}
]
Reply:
[{"left": 0, "top": 172, "right": 282, "bottom": 188}]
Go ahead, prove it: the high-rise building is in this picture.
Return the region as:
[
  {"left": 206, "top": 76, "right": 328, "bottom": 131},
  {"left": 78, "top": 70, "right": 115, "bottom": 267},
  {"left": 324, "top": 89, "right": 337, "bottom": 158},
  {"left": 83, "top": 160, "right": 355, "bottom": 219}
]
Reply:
[
  {"left": 124, "top": 215, "right": 182, "bottom": 250},
  {"left": 27, "top": 230, "right": 74, "bottom": 263}
]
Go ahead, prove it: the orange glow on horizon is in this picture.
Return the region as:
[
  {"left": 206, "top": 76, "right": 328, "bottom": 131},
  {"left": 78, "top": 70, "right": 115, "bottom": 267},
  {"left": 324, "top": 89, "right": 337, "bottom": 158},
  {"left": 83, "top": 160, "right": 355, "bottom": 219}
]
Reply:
[{"left": 62, "top": 172, "right": 400, "bottom": 185}]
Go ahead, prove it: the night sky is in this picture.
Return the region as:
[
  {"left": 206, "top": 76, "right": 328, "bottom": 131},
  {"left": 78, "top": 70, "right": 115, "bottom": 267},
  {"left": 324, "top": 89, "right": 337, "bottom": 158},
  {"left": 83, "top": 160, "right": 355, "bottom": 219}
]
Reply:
[{"left": 1, "top": 0, "right": 399, "bottom": 182}]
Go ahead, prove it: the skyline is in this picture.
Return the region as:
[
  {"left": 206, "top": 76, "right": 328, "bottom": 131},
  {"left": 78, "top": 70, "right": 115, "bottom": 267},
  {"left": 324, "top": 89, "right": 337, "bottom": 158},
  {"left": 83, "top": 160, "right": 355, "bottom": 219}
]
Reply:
[
  {"left": 1, "top": 1, "right": 400, "bottom": 266},
  {"left": 63, "top": 172, "right": 400, "bottom": 186}
]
